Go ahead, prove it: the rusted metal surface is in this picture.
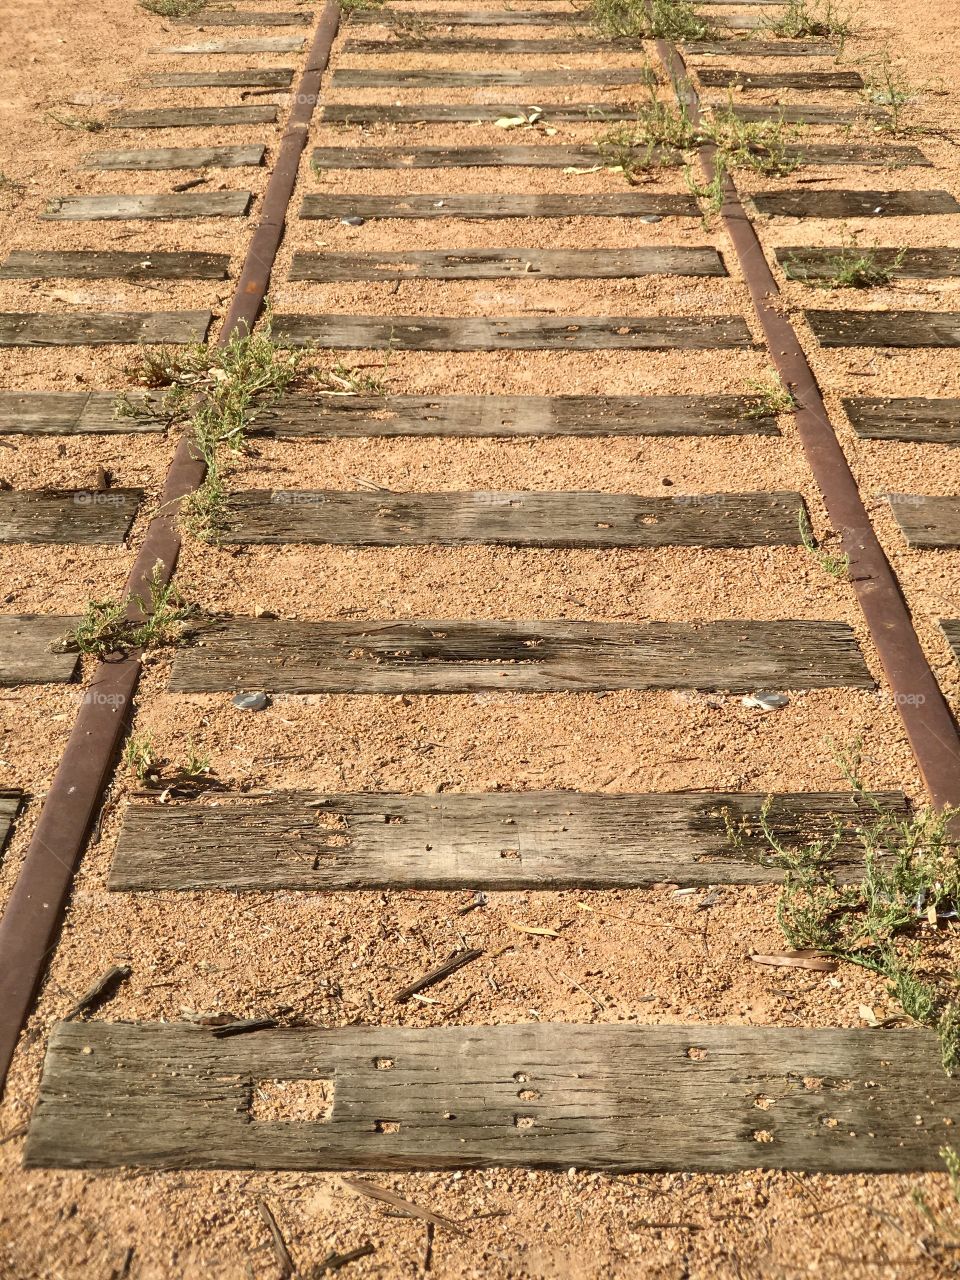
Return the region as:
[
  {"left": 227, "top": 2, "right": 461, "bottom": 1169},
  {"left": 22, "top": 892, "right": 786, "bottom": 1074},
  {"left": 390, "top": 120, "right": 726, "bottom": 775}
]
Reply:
[
  {"left": 0, "top": 0, "right": 341, "bottom": 1096},
  {"left": 654, "top": 35, "right": 960, "bottom": 810}
]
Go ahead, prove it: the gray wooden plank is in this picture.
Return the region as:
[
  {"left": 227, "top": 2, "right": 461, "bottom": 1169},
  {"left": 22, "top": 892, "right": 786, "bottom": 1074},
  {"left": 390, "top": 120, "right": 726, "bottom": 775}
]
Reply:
[
  {"left": 252, "top": 393, "right": 780, "bottom": 437},
  {"left": 320, "top": 102, "right": 638, "bottom": 124},
  {"left": 42, "top": 193, "right": 251, "bottom": 221},
  {"left": 784, "top": 143, "right": 930, "bottom": 168},
  {"left": 806, "top": 310, "right": 960, "bottom": 348},
  {"left": 698, "top": 68, "right": 863, "bottom": 89},
  {"left": 0, "top": 616, "right": 79, "bottom": 686},
  {"left": 778, "top": 247, "right": 960, "bottom": 281},
  {"left": 27, "top": 1020, "right": 959, "bottom": 1173},
  {"left": 310, "top": 143, "right": 679, "bottom": 169},
  {"left": 172, "top": 9, "right": 311, "bottom": 23},
  {"left": 168, "top": 618, "right": 873, "bottom": 694},
  {"left": 0, "top": 489, "right": 142, "bottom": 544},
  {"left": 330, "top": 67, "right": 656, "bottom": 88},
  {"left": 941, "top": 621, "right": 960, "bottom": 664},
  {"left": 724, "top": 103, "right": 883, "bottom": 125},
  {"left": 151, "top": 37, "right": 304, "bottom": 52},
  {"left": 753, "top": 190, "right": 960, "bottom": 218},
  {"left": 843, "top": 397, "right": 960, "bottom": 444},
  {"left": 271, "top": 314, "right": 757, "bottom": 351},
  {"left": 0, "top": 251, "right": 230, "bottom": 281},
  {"left": 0, "top": 393, "right": 163, "bottom": 435},
  {"left": 0, "top": 790, "right": 20, "bottom": 854},
  {"left": 288, "top": 247, "right": 725, "bottom": 281},
  {"left": 145, "top": 68, "right": 294, "bottom": 88},
  {"left": 350, "top": 9, "right": 583, "bottom": 24},
  {"left": 686, "top": 39, "right": 839, "bottom": 55},
  {"left": 82, "top": 145, "right": 266, "bottom": 171},
  {"left": 0, "top": 312, "right": 211, "bottom": 347},
  {"left": 220, "top": 490, "right": 803, "bottom": 547},
  {"left": 885, "top": 496, "right": 960, "bottom": 548},
  {"left": 344, "top": 37, "right": 621, "bottom": 52},
  {"left": 109, "top": 107, "right": 278, "bottom": 128},
  {"left": 110, "top": 789, "right": 906, "bottom": 892},
  {"left": 300, "top": 193, "right": 699, "bottom": 219}
]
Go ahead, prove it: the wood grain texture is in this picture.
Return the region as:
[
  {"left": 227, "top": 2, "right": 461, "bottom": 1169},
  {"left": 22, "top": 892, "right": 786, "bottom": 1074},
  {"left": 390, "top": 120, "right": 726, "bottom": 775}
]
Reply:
[
  {"left": 778, "top": 248, "right": 960, "bottom": 281},
  {"left": 843, "top": 397, "right": 960, "bottom": 444},
  {"left": 288, "top": 247, "right": 725, "bottom": 281},
  {"left": 724, "top": 103, "right": 882, "bottom": 125},
  {"left": 941, "top": 621, "right": 960, "bottom": 665},
  {"left": 110, "top": 789, "right": 907, "bottom": 891},
  {"left": 0, "top": 616, "right": 78, "bottom": 685},
  {"left": 82, "top": 145, "right": 266, "bottom": 171},
  {"left": 806, "top": 310, "right": 960, "bottom": 348},
  {"left": 301, "top": 192, "right": 698, "bottom": 219},
  {"left": 350, "top": 8, "right": 583, "bottom": 24},
  {"left": 146, "top": 68, "right": 294, "bottom": 88},
  {"left": 331, "top": 67, "right": 656, "bottom": 87},
  {"left": 0, "top": 489, "right": 142, "bottom": 544},
  {"left": 251, "top": 393, "right": 779, "bottom": 437},
  {"left": 344, "top": 37, "right": 621, "bottom": 52},
  {"left": 319, "top": 102, "right": 640, "bottom": 125},
  {"left": 109, "top": 106, "right": 278, "bottom": 128},
  {"left": 0, "top": 251, "right": 230, "bottom": 281},
  {"left": 168, "top": 618, "right": 872, "bottom": 694},
  {"left": 885, "top": 496, "right": 960, "bottom": 548},
  {"left": 698, "top": 69, "right": 862, "bottom": 89},
  {"left": 271, "top": 314, "right": 756, "bottom": 351},
  {"left": 27, "top": 1020, "right": 960, "bottom": 1172},
  {"left": 0, "top": 790, "right": 20, "bottom": 855},
  {"left": 42, "top": 193, "right": 251, "bottom": 221},
  {"left": 784, "top": 144, "right": 930, "bottom": 167},
  {"left": 310, "top": 143, "right": 679, "bottom": 169},
  {"left": 219, "top": 489, "right": 803, "bottom": 547},
  {"left": 0, "top": 392, "right": 164, "bottom": 435},
  {"left": 172, "top": 9, "right": 310, "bottom": 23},
  {"left": 152, "top": 37, "right": 304, "bottom": 52},
  {"left": 0, "top": 312, "right": 211, "bottom": 347},
  {"left": 752, "top": 189, "right": 960, "bottom": 218},
  {"left": 686, "top": 39, "right": 839, "bottom": 55}
]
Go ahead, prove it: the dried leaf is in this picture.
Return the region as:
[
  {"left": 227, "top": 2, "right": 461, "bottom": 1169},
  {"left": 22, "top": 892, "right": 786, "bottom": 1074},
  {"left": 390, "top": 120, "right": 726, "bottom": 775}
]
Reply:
[
  {"left": 494, "top": 115, "right": 528, "bottom": 130},
  {"left": 510, "top": 922, "right": 561, "bottom": 938},
  {"left": 858, "top": 1003, "right": 881, "bottom": 1026},
  {"left": 750, "top": 950, "right": 838, "bottom": 972},
  {"left": 562, "top": 164, "right": 603, "bottom": 175}
]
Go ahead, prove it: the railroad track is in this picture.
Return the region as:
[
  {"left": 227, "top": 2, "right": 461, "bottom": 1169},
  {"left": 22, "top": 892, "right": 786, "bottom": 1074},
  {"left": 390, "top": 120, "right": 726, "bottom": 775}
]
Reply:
[{"left": 2, "top": 0, "right": 960, "bottom": 1269}]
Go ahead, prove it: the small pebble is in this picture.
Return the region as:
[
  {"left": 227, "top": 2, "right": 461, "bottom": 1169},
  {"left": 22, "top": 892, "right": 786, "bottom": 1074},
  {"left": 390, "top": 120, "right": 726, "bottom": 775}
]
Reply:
[
  {"left": 741, "top": 692, "right": 789, "bottom": 712},
  {"left": 233, "top": 691, "right": 269, "bottom": 711},
  {"left": 639, "top": 214, "right": 662, "bottom": 224},
  {"left": 340, "top": 216, "right": 364, "bottom": 226}
]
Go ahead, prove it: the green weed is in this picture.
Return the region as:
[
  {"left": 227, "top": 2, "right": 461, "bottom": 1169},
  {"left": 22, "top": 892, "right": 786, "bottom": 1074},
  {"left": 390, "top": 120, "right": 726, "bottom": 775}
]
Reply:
[
  {"left": 588, "top": 0, "right": 712, "bottom": 41},
  {"left": 139, "top": 0, "right": 206, "bottom": 15},
  {"left": 767, "top": 0, "right": 854, "bottom": 44},
  {"left": 745, "top": 375, "right": 797, "bottom": 419},
  {"left": 59, "top": 563, "right": 198, "bottom": 659},
  {"left": 798, "top": 507, "right": 850, "bottom": 578}
]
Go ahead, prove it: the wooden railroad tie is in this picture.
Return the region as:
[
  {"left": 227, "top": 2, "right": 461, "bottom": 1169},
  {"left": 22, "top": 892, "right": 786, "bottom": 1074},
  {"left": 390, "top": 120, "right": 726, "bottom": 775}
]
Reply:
[
  {"left": 288, "top": 247, "right": 726, "bottom": 281},
  {"left": 0, "top": 251, "right": 230, "bottom": 281},
  {"left": 0, "top": 311, "right": 211, "bottom": 347},
  {"left": 300, "top": 192, "right": 701, "bottom": 219},
  {"left": 81, "top": 145, "right": 266, "bottom": 171},
  {"left": 807, "top": 310, "right": 960, "bottom": 348},
  {"left": 167, "top": 618, "right": 873, "bottom": 694},
  {"left": 0, "top": 391, "right": 165, "bottom": 435},
  {"left": 0, "top": 490, "right": 142, "bottom": 545},
  {"left": 886, "top": 496, "right": 960, "bottom": 548},
  {"left": 843, "top": 397, "right": 960, "bottom": 444},
  {"left": 778, "top": 247, "right": 960, "bottom": 282},
  {"left": 109, "top": 106, "right": 278, "bottom": 129},
  {"left": 26, "top": 1021, "right": 960, "bottom": 1173},
  {"left": 42, "top": 193, "right": 251, "bottom": 221},
  {"left": 752, "top": 189, "right": 960, "bottom": 218},
  {"left": 0, "top": 617, "right": 79, "bottom": 686}
]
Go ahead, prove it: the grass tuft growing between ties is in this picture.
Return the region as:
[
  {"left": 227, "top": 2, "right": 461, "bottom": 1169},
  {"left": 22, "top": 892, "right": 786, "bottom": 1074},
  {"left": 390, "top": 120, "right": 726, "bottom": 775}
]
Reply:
[
  {"left": 58, "top": 563, "right": 198, "bottom": 660},
  {"left": 588, "top": 0, "right": 713, "bottom": 42}
]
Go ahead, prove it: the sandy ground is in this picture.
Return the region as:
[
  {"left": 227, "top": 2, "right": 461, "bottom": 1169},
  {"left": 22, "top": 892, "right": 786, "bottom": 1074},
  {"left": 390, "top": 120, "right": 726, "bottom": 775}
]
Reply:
[{"left": 3, "top": 0, "right": 960, "bottom": 1275}]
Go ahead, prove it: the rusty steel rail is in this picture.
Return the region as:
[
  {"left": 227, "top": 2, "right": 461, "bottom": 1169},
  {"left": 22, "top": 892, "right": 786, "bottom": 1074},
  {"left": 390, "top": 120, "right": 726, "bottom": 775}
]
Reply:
[
  {"left": 0, "top": 0, "right": 342, "bottom": 1096},
  {"left": 651, "top": 34, "right": 960, "bottom": 811}
]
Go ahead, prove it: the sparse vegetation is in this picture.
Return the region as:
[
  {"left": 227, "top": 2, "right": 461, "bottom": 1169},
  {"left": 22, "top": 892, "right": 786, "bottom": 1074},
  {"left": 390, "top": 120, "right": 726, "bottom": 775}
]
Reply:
[
  {"left": 46, "top": 110, "right": 105, "bottom": 133},
  {"left": 312, "top": 360, "right": 392, "bottom": 396},
  {"left": 798, "top": 507, "right": 850, "bottom": 578},
  {"left": 706, "top": 105, "right": 801, "bottom": 178},
  {"left": 860, "top": 47, "right": 929, "bottom": 136},
  {"left": 120, "top": 321, "right": 302, "bottom": 541},
  {"left": 745, "top": 375, "right": 797, "bottom": 419},
  {"left": 726, "top": 753, "right": 960, "bottom": 1076},
  {"left": 588, "top": 0, "right": 712, "bottom": 42},
  {"left": 138, "top": 0, "right": 206, "bottom": 16},
  {"left": 0, "top": 172, "right": 26, "bottom": 208},
  {"left": 340, "top": 0, "right": 383, "bottom": 11},
  {"left": 683, "top": 156, "right": 728, "bottom": 220},
  {"left": 58, "top": 563, "right": 198, "bottom": 659},
  {"left": 386, "top": 12, "right": 435, "bottom": 43},
  {"left": 124, "top": 733, "right": 157, "bottom": 783},
  {"left": 123, "top": 732, "right": 213, "bottom": 794},
  {"left": 766, "top": 0, "right": 854, "bottom": 44},
  {"left": 822, "top": 246, "right": 904, "bottom": 289}
]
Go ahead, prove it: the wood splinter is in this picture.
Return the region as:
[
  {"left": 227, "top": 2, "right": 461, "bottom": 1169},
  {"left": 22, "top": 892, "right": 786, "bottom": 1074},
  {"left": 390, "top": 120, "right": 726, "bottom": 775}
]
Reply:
[
  {"left": 256, "top": 1196, "right": 294, "bottom": 1279},
  {"left": 63, "top": 964, "right": 131, "bottom": 1022},
  {"left": 394, "top": 947, "right": 483, "bottom": 1003}
]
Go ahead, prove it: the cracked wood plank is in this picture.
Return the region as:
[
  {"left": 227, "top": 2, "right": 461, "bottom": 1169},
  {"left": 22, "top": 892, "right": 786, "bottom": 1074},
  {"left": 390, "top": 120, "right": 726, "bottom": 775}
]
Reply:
[
  {"left": 752, "top": 189, "right": 960, "bottom": 218},
  {"left": 0, "top": 489, "right": 142, "bottom": 544},
  {"left": 26, "top": 1021, "right": 960, "bottom": 1172},
  {"left": 110, "top": 789, "right": 906, "bottom": 892},
  {"left": 784, "top": 144, "right": 930, "bottom": 167},
  {"left": 320, "top": 102, "right": 638, "bottom": 124},
  {"left": 779, "top": 247, "right": 960, "bottom": 281},
  {"left": 271, "top": 314, "right": 757, "bottom": 351},
  {"left": 151, "top": 37, "right": 305, "bottom": 52},
  {"left": 0, "top": 251, "right": 230, "bottom": 281},
  {"left": 249, "top": 393, "right": 779, "bottom": 437},
  {"left": 219, "top": 489, "right": 803, "bottom": 547},
  {"left": 109, "top": 106, "right": 278, "bottom": 128},
  {"left": 145, "top": 68, "right": 294, "bottom": 88},
  {"left": 288, "top": 247, "right": 725, "bottom": 281},
  {"left": 886, "top": 496, "right": 960, "bottom": 548},
  {"left": 0, "top": 790, "right": 20, "bottom": 855},
  {"left": 0, "top": 392, "right": 165, "bottom": 434},
  {"left": 168, "top": 618, "right": 873, "bottom": 694},
  {"left": 344, "top": 37, "right": 624, "bottom": 53},
  {"left": 172, "top": 9, "right": 311, "bottom": 24},
  {"left": 843, "top": 397, "right": 960, "bottom": 443},
  {"left": 310, "top": 143, "right": 678, "bottom": 168},
  {"left": 724, "top": 103, "right": 885, "bottom": 125},
  {"left": 0, "top": 616, "right": 79, "bottom": 685},
  {"left": 300, "top": 192, "right": 699, "bottom": 218},
  {"left": 698, "top": 69, "right": 863, "bottom": 89},
  {"left": 330, "top": 67, "right": 656, "bottom": 87},
  {"left": 685, "top": 39, "right": 839, "bottom": 55},
  {"left": 42, "top": 193, "right": 251, "bottom": 220},
  {"left": 806, "top": 310, "right": 960, "bottom": 348},
  {"left": 0, "top": 312, "right": 211, "bottom": 347},
  {"left": 81, "top": 145, "right": 266, "bottom": 170}
]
